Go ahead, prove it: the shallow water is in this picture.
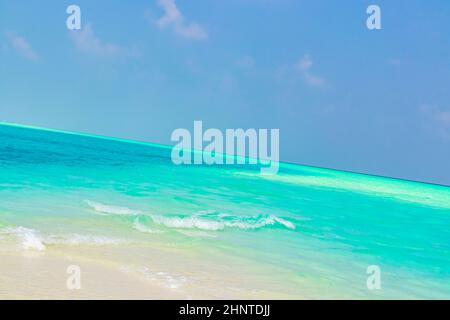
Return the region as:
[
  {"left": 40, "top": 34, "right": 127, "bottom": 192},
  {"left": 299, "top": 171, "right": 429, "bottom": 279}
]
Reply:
[{"left": 0, "top": 123, "right": 449, "bottom": 299}]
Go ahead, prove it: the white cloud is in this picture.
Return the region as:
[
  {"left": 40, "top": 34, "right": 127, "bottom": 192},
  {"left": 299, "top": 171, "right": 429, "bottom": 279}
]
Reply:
[
  {"left": 295, "top": 55, "right": 312, "bottom": 72},
  {"left": 303, "top": 72, "right": 326, "bottom": 87},
  {"left": 70, "top": 23, "right": 139, "bottom": 57},
  {"left": 5, "top": 32, "right": 38, "bottom": 61},
  {"left": 295, "top": 54, "right": 326, "bottom": 88},
  {"left": 156, "top": 0, "right": 208, "bottom": 41}
]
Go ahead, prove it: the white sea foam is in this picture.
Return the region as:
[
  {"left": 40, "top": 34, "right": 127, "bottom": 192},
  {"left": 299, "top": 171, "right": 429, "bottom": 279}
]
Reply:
[
  {"left": 151, "top": 215, "right": 223, "bottom": 231},
  {"left": 84, "top": 200, "right": 296, "bottom": 232},
  {"left": 44, "top": 234, "right": 126, "bottom": 246},
  {"left": 149, "top": 214, "right": 296, "bottom": 231},
  {"left": 133, "top": 217, "right": 160, "bottom": 234},
  {"left": 0, "top": 226, "right": 126, "bottom": 250},
  {"left": 119, "top": 265, "right": 188, "bottom": 289},
  {"left": 141, "top": 267, "right": 187, "bottom": 289},
  {"left": 1, "top": 227, "right": 46, "bottom": 251},
  {"left": 85, "top": 200, "right": 141, "bottom": 216}
]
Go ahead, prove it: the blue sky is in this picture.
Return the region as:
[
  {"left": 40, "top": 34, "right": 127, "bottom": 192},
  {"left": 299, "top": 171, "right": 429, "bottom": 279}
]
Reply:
[{"left": 1, "top": 0, "right": 449, "bottom": 185}]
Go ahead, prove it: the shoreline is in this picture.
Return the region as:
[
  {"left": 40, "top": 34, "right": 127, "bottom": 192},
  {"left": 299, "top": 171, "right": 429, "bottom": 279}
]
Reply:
[
  {"left": 0, "top": 245, "right": 184, "bottom": 300},
  {"left": 0, "top": 242, "right": 303, "bottom": 300}
]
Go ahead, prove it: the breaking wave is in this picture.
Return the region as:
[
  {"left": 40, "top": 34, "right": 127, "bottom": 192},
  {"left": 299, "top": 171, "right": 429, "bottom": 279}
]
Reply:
[
  {"left": 85, "top": 200, "right": 296, "bottom": 232},
  {"left": 133, "top": 217, "right": 161, "bottom": 234},
  {"left": 149, "top": 214, "right": 295, "bottom": 231},
  {"left": 1, "top": 227, "right": 46, "bottom": 251},
  {"left": 85, "top": 200, "right": 141, "bottom": 216}
]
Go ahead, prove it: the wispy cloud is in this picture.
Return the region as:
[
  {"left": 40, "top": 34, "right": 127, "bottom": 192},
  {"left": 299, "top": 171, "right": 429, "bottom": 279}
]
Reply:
[
  {"left": 156, "top": 0, "right": 208, "bottom": 41},
  {"left": 295, "top": 55, "right": 312, "bottom": 72},
  {"left": 70, "top": 23, "right": 139, "bottom": 57},
  {"left": 420, "top": 105, "right": 450, "bottom": 139},
  {"left": 5, "top": 32, "right": 38, "bottom": 61},
  {"left": 303, "top": 72, "right": 326, "bottom": 87},
  {"left": 295, "top": 54, "right": 326, "bottom": 88}
]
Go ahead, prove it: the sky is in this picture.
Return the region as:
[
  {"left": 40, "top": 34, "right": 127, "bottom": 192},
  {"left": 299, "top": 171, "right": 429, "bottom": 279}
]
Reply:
[{"left": 1, "top": 0, "right": 449, "bottom": 185}]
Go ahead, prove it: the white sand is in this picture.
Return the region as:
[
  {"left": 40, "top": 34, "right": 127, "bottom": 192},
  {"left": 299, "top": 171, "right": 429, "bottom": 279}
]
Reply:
[
  {"left": 0, "top": 240, "right": 302, "bottom": 300},
  {"left": 0, "top": 248, "right": 184, "bottom": 299}
]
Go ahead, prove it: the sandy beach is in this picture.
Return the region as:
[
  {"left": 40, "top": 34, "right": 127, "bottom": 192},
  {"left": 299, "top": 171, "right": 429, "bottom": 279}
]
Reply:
[
  {"left": 0, "top": 244, "right": 184, "bottom": 299},
  {"left": 0, "top": 240, "right": 303, "bottom": 300}
]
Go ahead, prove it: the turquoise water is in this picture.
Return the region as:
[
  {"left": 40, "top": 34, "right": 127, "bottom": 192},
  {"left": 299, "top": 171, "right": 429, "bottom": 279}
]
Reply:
[{"left": 0, "top": 122, "right": 449, "bottom": 299}]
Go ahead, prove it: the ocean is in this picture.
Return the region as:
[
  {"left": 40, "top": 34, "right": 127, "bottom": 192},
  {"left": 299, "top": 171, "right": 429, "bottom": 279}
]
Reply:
[{"left": 0, "top": 122, "right": 449, "bottom": 299}]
